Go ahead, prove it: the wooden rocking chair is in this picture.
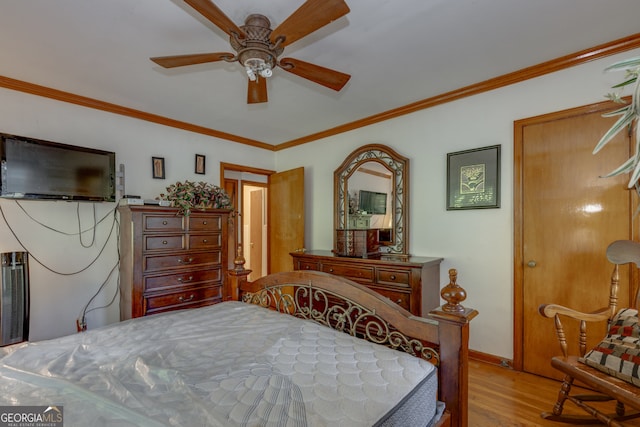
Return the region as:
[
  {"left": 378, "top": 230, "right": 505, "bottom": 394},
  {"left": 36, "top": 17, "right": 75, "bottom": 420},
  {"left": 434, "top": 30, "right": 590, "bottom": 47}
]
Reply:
[{"left": 538, "top": 240, "right": 640, "bottom": 426}]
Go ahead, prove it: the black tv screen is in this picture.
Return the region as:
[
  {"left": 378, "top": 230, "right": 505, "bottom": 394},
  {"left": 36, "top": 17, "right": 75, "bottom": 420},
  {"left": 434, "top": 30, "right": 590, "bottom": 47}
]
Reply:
[
  {"left": 358, "top": 190, "right": 387, "bottom": 214},
  {"left": 378, "top": 228, "right": 393, "bottom": 244},
  {"left": 0, "top": 133, "right": 115, "bottom": 202}
]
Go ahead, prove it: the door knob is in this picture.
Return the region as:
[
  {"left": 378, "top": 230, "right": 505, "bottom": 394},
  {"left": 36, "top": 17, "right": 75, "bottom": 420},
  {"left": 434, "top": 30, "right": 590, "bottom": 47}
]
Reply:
[{"left": 527, "top": 260, "right": 537, "bottom": 268}]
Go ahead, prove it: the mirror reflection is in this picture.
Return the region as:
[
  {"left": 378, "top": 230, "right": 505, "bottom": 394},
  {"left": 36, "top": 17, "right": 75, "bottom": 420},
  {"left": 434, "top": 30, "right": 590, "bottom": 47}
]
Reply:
[
  {"left": 334, "top": 144, "right": 409, "bottom": 256},
  {"left": 347, "top": 161, "right": 394, "bottom": 229}
]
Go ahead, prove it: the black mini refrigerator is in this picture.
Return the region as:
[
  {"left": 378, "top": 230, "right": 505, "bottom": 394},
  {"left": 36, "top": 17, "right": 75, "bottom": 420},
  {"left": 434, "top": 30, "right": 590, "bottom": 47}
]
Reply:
[{"left": 0, "top": 251, "right": 29, "bottom": 346}]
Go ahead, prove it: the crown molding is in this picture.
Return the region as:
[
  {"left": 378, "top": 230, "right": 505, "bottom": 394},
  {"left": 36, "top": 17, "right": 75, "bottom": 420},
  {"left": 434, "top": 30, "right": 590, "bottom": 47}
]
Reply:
[
  {"left": 1, "top": 33, "right": 639, "bottom": 152},
  {"left": 274, "top": 32, "right": 640, "bottom": 151},
  {"left": 0, "top": 75, "right": 274, "bottom": 151}
]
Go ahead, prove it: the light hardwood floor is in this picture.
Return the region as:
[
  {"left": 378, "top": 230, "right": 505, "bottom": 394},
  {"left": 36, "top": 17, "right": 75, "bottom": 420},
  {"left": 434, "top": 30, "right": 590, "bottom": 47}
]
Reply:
[{"left": 468, "top": 360, "right": 640, "bottom": 426}]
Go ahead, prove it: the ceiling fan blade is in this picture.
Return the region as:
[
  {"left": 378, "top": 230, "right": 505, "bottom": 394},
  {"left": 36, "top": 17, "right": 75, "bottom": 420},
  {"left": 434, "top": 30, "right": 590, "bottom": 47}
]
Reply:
[
  {"left": 184, "top": 0, "right": 245, "bottom": 37},
  {"left": 279, "top": 58, "right": 350, "bottom": 91},
  {"left": 270, "top": 0, "right": 350, "bottom": 47},
  {"left": 247, "top": 78, "right": 268, "bottom": 104},
  {"left": 150, "top": 52, "right": 235, "bottom": 68}
]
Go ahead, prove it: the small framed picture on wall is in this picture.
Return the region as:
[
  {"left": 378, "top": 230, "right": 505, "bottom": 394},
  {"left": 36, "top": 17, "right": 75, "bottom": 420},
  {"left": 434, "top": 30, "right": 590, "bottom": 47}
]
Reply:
[
  {"left": 195, "top": 154, "right": 206, "bottom": 175},
  {"left": 446, "top": 144, "right": 500, "bottom": 210},
  {"left": 152, "top": 157, "right": 165, "bottom": 179}
]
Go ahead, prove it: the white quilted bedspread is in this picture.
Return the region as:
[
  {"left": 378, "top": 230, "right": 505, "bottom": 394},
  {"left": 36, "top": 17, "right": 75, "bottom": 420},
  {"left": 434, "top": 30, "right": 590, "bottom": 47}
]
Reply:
[{"left": 0, "top": 301, "right": 436, "bottom": 426}]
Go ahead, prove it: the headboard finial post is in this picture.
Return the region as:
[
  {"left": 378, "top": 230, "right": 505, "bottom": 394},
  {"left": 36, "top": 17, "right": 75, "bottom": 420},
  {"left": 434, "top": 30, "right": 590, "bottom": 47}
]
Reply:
[
  {"left": 234, "top": 245, "right": 246, "bottom": 271},
  {"left": 225, "top": 245, "right": 252, "bottom": 301},
  {"left": 441, "top": 268, "right": 467, "bottom": 313}
]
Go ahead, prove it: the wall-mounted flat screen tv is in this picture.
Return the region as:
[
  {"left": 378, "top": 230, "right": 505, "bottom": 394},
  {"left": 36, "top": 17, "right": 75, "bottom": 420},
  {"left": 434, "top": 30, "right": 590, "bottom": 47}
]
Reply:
[
  {"left": 0, "top": 133, "right": 115, "bottom": 202},
  {"left": 358, "top": 190, "right": 387, "bottom": 214}
]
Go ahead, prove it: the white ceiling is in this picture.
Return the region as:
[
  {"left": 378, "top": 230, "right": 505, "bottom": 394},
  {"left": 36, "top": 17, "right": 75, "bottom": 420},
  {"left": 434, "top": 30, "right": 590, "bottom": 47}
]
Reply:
[{"left": 2, "top": 0, "right": 640, "bottom": 148}]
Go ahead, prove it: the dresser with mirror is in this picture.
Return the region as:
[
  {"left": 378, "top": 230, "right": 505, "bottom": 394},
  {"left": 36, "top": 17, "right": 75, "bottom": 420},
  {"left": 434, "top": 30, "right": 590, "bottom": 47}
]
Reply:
[{"left": 291, "top": 144, "right": 443, "bottom": 316}]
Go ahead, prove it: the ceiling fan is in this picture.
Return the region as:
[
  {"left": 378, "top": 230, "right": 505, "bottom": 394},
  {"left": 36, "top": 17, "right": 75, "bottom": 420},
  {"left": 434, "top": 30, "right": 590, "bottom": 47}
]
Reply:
[{"left": 151, "top": 0, "right": 351, "bottom": 104}]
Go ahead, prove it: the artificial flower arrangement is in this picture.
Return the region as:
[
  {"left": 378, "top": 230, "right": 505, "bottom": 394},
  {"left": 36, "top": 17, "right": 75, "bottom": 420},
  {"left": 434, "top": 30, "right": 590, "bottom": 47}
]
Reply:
[{"left": 157, "top": 180, "right": 233, "bottom": 215}]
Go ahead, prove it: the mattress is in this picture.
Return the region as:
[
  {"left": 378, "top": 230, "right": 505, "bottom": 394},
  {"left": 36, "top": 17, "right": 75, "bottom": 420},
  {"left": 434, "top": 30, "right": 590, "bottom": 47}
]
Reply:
[{"left": 0, "top": 301, "right": 438, "bottom": 426}]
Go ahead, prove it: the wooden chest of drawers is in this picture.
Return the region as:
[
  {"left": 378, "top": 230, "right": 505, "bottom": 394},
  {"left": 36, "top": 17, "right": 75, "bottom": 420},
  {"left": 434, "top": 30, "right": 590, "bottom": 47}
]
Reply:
[
  {"left": 291, "top": 250, "right": 443, "bottom": 316},
  {"left": 119, "top": 205, "right": 231, "bottom": 319},
  {"left": 334, "top": 229, "right": 380, "bottom": 258}
]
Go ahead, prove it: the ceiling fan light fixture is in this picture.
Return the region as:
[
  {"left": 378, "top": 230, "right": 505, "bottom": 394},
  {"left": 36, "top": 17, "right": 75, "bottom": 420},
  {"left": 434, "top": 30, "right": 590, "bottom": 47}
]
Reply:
[
  {"left": 260, "top": 67, "right": 272, "bottom": 78},
  {"left": 243, "top": 57, "right": 272, "bottom": 81},
  {"left": 245, "top": 66, "right": 257, "bottom": 81}
]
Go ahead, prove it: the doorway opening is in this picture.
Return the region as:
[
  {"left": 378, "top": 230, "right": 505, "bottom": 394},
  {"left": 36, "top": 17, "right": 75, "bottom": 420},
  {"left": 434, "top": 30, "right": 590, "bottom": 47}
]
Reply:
[
  {"left": 221, "top": 163, "right": 274, "bottom": 281},
  {"left": 242, "top": 183, "right": 268, "bottom": 281},
  {"left": 221, "top": 162, "right": 305, "bottom": 277}
]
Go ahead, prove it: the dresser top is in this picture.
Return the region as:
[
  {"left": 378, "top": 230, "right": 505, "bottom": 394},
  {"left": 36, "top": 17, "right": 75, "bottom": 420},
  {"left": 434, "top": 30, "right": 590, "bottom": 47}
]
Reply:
[
  {"left": 118, "top": 204, "right": 232, "bottom": 214},
  {"left": 291, "top": 250, "right": 443, "bottom": 267}
]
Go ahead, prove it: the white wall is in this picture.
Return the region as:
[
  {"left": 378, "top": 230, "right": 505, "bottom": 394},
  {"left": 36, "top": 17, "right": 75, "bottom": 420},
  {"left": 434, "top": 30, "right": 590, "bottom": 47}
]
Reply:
[
  {"left": 3, "top": 47, "right": 639, "bottom": 359},
  {"left": 275, "top": 48, "right": 640, "bottom": 361},
  {"left": 0, "top": 88, "right": 275, "bottom": 340}
]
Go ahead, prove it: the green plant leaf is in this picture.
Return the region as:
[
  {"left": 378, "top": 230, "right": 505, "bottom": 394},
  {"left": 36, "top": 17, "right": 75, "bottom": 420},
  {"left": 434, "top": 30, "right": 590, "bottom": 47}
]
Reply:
[
  {"left": 156, "top": 180, "right": 233, "bottom": 215},
  {"left": 601, "top": 104, "right": 630, "bottom": 117},
  {"left": 604, "top": 56, "right": 640, "bottom": 72},
  {"left": 601, "top": 156, "right": 635, "bottom": 178},
  {"left": 611, "top": 77, "right": 638, "bottom": 89},
  {"left": 592, "top": 108, "right": 636, "bottom": 154},
  {"left": 596, "top": 56, "right": 640, "bottom": 192},
  {"left": 629, "top": 158, "right": 640, "bottom": 188},
  {"left": 634, "top": 75, "right": 640, "bottom": 113}
]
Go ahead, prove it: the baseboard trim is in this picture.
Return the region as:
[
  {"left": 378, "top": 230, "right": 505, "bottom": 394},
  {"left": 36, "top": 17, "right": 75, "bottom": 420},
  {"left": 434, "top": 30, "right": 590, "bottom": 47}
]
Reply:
[{"left": 470, "top": 349, "right": 513, "bottom": 369}]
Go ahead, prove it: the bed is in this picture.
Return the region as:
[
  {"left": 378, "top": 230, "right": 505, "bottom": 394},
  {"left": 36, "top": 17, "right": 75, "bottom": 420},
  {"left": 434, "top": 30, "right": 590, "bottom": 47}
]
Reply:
[{"left": 0, "top": 268, "right": 476, "bottom": 427}]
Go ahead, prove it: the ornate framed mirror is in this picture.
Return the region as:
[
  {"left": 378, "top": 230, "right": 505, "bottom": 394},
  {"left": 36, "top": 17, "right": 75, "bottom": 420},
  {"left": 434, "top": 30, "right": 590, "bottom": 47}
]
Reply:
[{"left": 334, "top": 144, "right": 410, "bottom": 256}]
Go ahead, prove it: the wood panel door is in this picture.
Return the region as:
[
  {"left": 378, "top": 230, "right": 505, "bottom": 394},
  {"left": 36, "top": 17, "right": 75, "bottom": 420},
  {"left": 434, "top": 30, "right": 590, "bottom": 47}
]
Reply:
[
  {"left": 221, "top": 163, "right": 304, "bottom": 277},
  {"left": 269, "top": 167, "right": 305, "bottom": 273},
  {"left": 514, "top": 101, "right": 634, "bottom": 379},
  {"left": 248, "top": 188, "right": 264, "bottom": 281}
]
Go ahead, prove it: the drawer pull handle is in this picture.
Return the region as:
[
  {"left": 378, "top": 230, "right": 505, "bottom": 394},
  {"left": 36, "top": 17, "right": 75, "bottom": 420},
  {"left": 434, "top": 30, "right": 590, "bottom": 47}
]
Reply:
[
  {"left": 305, "top": 266, "right": 310, "bottom": 270},
  {"left": 329, "top": 268, "right": 334, "bottom": 272},
  {"left": 177, "top": 257, "right": 194, "bottom": 264},
  {"left": 177, "top": 276, "right": 193, "bottom": 283},
  {"left": 202, "top": 221, "right": 207, "bottom": 225},
  {"left": 162, "top": 240, "right": 168, "bottom": 245},
  {"left": 162, "top": 220, "right": 168, "bottom": 225},
  {"left": 390, "top": 275, "right": 396, "bottom": 280},
  {"left": 396, "top": 298, "right": 403, "bottom": 304},
  {"left": 178, "top": 294, "right": 195, "bottom": 302},
  {"left": 202, "top": 239, "right": 208, "bottom": 243}
]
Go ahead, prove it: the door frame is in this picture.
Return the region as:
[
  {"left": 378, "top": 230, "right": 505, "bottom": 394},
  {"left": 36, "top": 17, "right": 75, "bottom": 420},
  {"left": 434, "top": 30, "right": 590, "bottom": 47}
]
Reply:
[
  {"left": 242, "top": 181, "right": 268, "bottom": 280},
  {"left": 220, "top": 162, "right": 275, "bottom": 271},
  {"left": 513, "top": 99, "right": 637, "bottom": 371}
]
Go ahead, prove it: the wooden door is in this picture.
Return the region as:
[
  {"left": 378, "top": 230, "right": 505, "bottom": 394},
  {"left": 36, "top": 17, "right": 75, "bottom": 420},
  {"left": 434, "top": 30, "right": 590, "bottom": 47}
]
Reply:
[
  {"left": 221, "top": 163, "right": 304, "bottom": 276},
  {"left": 248, "top": 188, "right": 264, "bottom": 281},
  {"left": 269, "top": 167, "right": 305, "bottom": 273},
  {"left": 515, "top": 101, "right": 633, "bottom": 379}
]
